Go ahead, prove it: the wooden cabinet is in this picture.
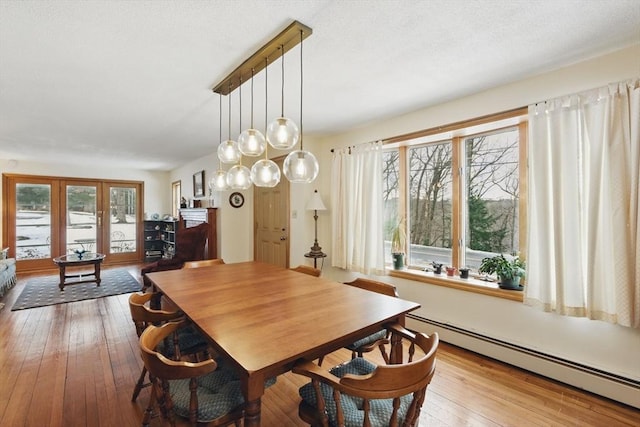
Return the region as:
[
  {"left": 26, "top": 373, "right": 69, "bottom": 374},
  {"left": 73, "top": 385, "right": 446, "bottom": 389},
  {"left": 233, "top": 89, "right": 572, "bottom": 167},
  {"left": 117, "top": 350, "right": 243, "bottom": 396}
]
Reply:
[
  {"left": 143, "top": 219, "right": 178, "bottom": 261},
  {"left": 179, "top": 208, "right": 218, "bottom": 259}
]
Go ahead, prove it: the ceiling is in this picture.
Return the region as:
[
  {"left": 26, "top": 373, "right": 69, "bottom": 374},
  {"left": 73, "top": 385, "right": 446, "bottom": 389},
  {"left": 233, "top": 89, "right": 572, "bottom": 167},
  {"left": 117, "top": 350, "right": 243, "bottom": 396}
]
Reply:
[{"left": 1, "top": 0, "right": 639, "bottom": 171}]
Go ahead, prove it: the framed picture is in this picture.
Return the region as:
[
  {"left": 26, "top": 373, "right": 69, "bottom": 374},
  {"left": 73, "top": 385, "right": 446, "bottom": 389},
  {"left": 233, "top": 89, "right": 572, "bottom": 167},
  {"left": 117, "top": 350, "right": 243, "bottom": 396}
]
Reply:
[{"left": 193, "top": 170, "right": 205, "bottom": 197}]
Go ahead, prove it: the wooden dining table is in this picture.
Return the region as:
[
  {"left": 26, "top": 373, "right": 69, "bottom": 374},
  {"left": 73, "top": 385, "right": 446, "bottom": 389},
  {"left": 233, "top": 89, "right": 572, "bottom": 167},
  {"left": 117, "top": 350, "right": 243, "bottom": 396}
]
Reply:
[{"left": 146, "top": 261, "right": 421, "bottom": 427}]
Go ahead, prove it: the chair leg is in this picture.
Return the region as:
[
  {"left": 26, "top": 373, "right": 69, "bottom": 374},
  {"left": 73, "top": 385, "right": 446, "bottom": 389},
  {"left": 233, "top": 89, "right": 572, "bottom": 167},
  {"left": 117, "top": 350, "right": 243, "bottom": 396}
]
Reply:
[
  {"left": 132, "top": 366, "right": 149, "bottom": 402},
  {"left": 141, "top": 377, "right": 157, "bottom": 427}
]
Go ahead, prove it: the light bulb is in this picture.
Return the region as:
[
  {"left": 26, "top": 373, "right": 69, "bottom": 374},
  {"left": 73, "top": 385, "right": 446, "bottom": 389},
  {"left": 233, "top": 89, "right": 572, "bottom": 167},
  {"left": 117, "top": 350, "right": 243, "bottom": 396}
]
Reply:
[
  {"left": 238, "top": 128, "right": 266, "bottom": 156},
  {"left": 226, "top": 164, "right": 252, "bottom": 190},
  {"left": 251, "top": 159, "right": 281, "bottom": 187},
  {"left": 210, "top": 169, "right": 229, "bottom": 191},
  {"left": 266, "top": 117, "right": 299, "bottom": 150},
  {"left": 218, "top": 140, "right": 241, "bottom": 164},
  {"left": 283, "top": 150, "right": 319, "bottom": 183}
]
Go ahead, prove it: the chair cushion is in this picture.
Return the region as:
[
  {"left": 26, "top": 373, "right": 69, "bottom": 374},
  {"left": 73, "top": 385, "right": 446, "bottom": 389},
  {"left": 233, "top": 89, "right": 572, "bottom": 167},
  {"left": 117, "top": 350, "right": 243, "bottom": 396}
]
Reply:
[
  {"left": 345, "top": 329, "right": 387, "bottom": 351},
  {"left": 170, "top": 369, "right": 245, "bottom": 423},
  {"left": 169, "top": 357, "right": 277, "bottom": 423},
  {"left": 299, "top": 358, "right": 413, "bottom": 427},
  {"left": 157, "top": 325, "right": 209, "bottom": 359}
]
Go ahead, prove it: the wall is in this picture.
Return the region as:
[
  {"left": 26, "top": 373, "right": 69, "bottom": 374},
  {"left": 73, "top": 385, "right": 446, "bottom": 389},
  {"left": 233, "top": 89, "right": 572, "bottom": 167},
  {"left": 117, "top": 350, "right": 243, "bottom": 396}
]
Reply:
[
  {"left": 309, "top": 44, "right": 640, "bottom": 407},
  {"left": 0, "top": 158, "right": 170, "bottom": 244}
]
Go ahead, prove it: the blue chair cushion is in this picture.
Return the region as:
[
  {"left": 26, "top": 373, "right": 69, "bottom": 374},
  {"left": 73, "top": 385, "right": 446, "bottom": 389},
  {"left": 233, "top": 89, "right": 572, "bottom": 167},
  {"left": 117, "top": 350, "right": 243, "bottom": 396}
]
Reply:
[
  {"left": 169, "top": 356, "right": 277, "bottom": 423},
  {"left": 157, "top": 325, "right": 209, "bottom": 358},
  {"left": 345, "top": 329, "right": 387, "bottom": 351},
  {"left": 299, "top": 358, "right": 412, "bottom": 427}
]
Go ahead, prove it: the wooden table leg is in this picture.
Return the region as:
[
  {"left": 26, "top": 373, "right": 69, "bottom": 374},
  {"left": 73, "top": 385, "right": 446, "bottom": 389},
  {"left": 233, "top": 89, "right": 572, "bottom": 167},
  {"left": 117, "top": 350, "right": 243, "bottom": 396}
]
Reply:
[
  {"left": 244, "top": 398, "right": 261, "bottom": 427},
  {"left": 58, "top": 266, "right": 66, "bottom": 290},
  {"left": 95, "top": 261, "right": 102, "bottom": 286}
]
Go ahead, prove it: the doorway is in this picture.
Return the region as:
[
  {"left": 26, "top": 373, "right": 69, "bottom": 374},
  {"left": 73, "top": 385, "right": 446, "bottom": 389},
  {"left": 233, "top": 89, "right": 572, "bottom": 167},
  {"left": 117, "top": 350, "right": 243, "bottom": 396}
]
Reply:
[
  {"left": 253, "top": 157, "right": 290, "bottom": 268},
  {"left": 2, "top": 174, "right": 142, "bottom": 271}
]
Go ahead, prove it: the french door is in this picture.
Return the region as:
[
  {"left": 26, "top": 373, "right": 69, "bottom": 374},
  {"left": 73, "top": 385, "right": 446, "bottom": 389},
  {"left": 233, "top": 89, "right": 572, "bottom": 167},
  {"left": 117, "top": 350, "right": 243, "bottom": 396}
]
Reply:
[{"left": 2, "top": 174, "right": 143, "bottom": 271}]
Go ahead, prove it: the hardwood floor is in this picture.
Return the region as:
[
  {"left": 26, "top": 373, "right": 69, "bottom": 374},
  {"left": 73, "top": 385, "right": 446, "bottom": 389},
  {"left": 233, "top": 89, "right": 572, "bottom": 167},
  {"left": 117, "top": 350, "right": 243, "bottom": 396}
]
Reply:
[{"left": 0, "top": 265, "right": 637, "bottom": 426}]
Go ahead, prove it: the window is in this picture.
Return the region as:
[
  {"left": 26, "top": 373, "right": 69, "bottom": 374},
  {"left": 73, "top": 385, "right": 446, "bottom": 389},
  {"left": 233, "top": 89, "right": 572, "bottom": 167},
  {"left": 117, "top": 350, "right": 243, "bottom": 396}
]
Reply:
[{"left": 382, "top": 109, "right": 527, "bottom": 280}]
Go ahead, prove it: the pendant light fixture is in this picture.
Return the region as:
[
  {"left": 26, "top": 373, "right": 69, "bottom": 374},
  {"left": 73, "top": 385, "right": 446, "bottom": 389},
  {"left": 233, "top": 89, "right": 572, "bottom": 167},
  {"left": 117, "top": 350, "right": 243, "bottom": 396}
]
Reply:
[
  {"left": 227, "top": 80, "right": 253, "bottom": 190},
  {"left": 210, "top": 94, "right": 229, "bottom": 191},
  {"left": 252, "top": 57, "right": 281, "bottom": 187},
  {"left": 212, "top": 21, "right": 316, "bottom": 187},
  {"left": 217, "top": 84, "right": 241, "bottom": 164},
  {"left": 238, "top": 68, "right": 266, "bottom": 156},
  {"left": 283, "top": 30, "right": 319, "bottom": 183},
  {"left": 266, "top": 44, "right": 299, "bottom": 150}
]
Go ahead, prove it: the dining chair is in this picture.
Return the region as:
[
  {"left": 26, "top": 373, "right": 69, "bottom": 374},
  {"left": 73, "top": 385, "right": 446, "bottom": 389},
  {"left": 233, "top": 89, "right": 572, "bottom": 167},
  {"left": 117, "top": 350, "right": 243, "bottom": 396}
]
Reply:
[
  {"left": 139, "top": 320, "right": 245, "bottom": 427},
  {"left": 128, "top": 292, "right": 210, "bottom": 403},
  {"left": 291, "top": 265, "right": 321, "bottom": 277},
  {"left": 183, "top": 258, "right": 225, "bottom": 268},
  {"left": 293, "top": 323, "right": 439, "bottom": 427},
  {"left": 318, "top": 278, "right": 399, "bottom": 366}
]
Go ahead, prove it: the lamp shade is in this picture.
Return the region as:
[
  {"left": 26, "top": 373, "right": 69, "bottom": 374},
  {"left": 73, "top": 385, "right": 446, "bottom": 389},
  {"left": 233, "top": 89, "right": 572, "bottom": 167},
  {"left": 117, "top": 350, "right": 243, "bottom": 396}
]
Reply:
[
  {"left": 226, "top": 164, "right": 252, "bottom": 190},
  {"left": 218, "top": 139, "right": 241, "bottom": 164},
  {"left": 306, "top": 190, "right": 326, "bottom": 211},
  {"left": 210, "top": 169, "right": 229, "bottom": 191},
  {"left": 283, "top": 149, "right": 319, "bottom": 183},
  {"left": 238, "top": 128, "right": 266, "bottom": 156},
  {"left": 251, "top": 158, "right": 281, "bottom": 187}
]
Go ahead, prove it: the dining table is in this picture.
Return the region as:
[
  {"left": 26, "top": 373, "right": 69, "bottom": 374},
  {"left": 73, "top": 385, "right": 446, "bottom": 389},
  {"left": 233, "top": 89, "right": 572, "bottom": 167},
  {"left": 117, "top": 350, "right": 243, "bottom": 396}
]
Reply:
[{"left": 146, "top": 261, "right": 421, "bottom": 427}]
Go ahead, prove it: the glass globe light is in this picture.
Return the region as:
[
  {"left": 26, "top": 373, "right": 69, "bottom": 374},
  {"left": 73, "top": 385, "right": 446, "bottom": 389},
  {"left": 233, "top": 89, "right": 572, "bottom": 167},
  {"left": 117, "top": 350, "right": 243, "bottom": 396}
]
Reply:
[
  {"left": 283, "top": 150, "right": 319, "bottom": 183},
  {"left": 266, "top": 117, "right": 299, "bottom": 150},
  {"left": 226, "top": 164, "right": 252, "bottom": 190},
  {"left": 218, "top": 140, "right": 241, "bottom": 164},
  {"left": 238, "top": 128, "right": 266, "bottom": 156},
  {"left": 251, "top": 159, "right": 281, "bottom": 187},
  {"left": 210, "top": 169, "right": 229, "bottom": 191}
]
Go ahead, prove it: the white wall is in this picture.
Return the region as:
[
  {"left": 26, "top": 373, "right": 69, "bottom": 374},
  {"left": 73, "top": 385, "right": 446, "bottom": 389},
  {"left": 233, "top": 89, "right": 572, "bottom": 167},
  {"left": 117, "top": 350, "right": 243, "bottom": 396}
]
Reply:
[
  {"left": 311, "top": 44, "right": 640, "bottom": 407},
  {"left": 0, "top": 158, "right": 170, "bottom": 243}
]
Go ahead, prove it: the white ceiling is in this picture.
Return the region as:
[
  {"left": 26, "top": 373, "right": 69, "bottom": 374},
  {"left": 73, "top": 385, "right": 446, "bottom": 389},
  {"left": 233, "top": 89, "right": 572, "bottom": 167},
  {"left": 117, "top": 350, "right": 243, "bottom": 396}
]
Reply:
[{"left": 1, "top": 0, "right": 639, "bottom": 171}]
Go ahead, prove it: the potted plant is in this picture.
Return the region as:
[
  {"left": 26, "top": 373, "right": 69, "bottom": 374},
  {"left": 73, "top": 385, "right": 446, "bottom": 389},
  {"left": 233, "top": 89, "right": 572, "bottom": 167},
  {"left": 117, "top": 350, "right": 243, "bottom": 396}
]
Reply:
[
  {"left": 390, "top": 218, "right": 406, "bottom": 270},
  {"left": 478, "top": 254, "right": 526, "bottom": 290}
]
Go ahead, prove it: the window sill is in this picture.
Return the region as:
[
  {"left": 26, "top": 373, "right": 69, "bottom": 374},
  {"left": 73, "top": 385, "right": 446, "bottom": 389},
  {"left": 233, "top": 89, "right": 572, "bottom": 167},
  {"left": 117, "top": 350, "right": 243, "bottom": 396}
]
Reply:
[{"left": 388, "top": 268, "right": 524, "bottom": 302}]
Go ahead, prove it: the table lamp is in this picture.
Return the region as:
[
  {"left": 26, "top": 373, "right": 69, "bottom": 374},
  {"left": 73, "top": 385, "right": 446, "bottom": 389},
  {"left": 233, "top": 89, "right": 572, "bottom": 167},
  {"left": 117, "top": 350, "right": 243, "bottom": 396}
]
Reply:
[{"left": 305, "top": 190, "right": 326, "bottom": 258}]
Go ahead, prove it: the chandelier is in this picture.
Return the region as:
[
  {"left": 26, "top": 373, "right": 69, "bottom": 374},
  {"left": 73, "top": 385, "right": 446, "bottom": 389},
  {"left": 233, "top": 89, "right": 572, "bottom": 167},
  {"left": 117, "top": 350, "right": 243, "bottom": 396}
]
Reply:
[{"left": 212, "top": 21, "right": 318, "bottom": 189}]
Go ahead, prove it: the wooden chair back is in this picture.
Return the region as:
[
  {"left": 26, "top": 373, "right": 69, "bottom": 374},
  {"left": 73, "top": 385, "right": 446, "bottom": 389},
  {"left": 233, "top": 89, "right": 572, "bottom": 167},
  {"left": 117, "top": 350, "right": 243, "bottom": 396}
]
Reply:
[
  {"left": 139, "top": 321, "right": 245, "bottom": 426},
  {"left": 139, "top": 320, "right": 216, "bottom": 380},
  {"left": 183, "top": 258, "right": 225, "bottom": 269},
  {"left": 128, "top": 292, "right": 183, "bottom": 337},
  {"left": 344, "top": 278, "right": 399, "bottom": 297},
  {"left": 291, "top": 265, "right": 321, "bottom": 277},
  {"left": 294, "top": 323, "right": 439, "bottom": 427}
]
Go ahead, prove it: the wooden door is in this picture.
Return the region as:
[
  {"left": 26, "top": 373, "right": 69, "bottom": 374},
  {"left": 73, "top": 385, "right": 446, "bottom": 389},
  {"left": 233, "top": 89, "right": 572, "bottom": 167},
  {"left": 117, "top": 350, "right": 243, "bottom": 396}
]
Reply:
[{"left": 254, "top": 157, "right": 289, "bottom": 268}]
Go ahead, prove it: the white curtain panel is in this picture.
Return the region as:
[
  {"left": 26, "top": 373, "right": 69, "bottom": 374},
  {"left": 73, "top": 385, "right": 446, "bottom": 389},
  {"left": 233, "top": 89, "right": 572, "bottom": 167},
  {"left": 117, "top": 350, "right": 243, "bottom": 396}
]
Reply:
[
  {"left": 331, "top": 142, "right": 385, "bottom": 275},
  {"left": 526, "top": 78, "right": 640, "bottom": 328}
]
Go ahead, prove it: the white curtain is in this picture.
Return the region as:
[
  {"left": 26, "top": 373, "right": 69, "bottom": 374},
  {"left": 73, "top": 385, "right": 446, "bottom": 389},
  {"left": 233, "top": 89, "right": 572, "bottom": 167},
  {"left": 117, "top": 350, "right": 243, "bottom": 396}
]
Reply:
[
  {"left": 331, "top": 141, "right": 385, "bottom": 275},
  {"left": 526, "top": 78, "right": 640, "bottom": 328}
]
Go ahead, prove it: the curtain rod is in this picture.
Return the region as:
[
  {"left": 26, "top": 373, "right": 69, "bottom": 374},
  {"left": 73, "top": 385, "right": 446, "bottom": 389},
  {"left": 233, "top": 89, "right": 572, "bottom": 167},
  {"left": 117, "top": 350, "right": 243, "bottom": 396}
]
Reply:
[{"left": 330, "top": 106, "right": 527, "bottom": 152}]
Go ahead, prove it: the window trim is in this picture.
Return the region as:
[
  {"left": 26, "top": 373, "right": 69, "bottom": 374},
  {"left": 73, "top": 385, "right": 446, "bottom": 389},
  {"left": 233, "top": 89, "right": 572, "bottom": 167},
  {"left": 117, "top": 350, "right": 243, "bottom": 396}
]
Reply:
[{"left": 384, "top": 107, "right": 528, "bottom": 300}]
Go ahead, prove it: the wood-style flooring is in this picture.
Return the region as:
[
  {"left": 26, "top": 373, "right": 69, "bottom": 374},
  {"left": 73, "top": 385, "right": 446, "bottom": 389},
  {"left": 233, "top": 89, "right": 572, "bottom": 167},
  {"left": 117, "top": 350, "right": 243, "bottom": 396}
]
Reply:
[{"left": 0, "top": 265, "right": 638, "bottom": 426}]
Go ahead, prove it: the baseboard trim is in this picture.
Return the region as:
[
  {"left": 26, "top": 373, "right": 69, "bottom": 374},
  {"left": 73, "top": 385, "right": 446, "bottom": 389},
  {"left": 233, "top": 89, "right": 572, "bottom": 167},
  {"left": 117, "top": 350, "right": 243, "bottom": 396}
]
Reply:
[{"left": 407, "top": 313, "right": 640, "bottom": 408}]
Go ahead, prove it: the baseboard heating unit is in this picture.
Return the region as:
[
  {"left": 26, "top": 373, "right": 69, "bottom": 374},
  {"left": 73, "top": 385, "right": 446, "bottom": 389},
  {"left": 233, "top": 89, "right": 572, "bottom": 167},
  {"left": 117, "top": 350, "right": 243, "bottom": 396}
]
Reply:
[{"left": 406, "top": 313, "right": 640, "bottom": 409}]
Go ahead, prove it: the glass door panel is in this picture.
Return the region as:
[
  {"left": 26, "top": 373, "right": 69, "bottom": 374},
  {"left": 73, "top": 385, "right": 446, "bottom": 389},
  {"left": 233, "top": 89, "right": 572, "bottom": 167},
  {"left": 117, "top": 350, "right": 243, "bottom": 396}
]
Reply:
[
  {"left": 109, "top": 186, "right": 137, "bottom": 254},
  {"left": 15, "top": 183, "right": 52, "bottom": 260},
  {"left": 65, "top": 184, "right": 98, "bottom": 254}
]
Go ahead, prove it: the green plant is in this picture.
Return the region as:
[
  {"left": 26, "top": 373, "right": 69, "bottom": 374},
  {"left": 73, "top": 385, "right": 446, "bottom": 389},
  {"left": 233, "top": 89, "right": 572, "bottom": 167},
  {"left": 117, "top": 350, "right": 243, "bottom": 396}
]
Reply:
[
  {"left": 390, "top": 217, "right": 406, "bottom": 254},
  {"left": 478, "top": 254, "right": 525, "bottom": 280}
]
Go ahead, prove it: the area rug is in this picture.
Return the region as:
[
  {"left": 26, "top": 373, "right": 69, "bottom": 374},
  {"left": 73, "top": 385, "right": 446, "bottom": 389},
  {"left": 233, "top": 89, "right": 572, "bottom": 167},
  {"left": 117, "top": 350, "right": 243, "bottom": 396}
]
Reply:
[{"left": 11, "top": 268, "right": 142, "bottom": 311}]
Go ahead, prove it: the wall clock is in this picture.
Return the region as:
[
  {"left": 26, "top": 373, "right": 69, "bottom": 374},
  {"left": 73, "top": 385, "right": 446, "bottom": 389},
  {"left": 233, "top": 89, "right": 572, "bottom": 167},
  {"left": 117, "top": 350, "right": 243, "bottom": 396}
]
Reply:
[{"left": 229, "top": 192, "right": 244, "bottom": 208}]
